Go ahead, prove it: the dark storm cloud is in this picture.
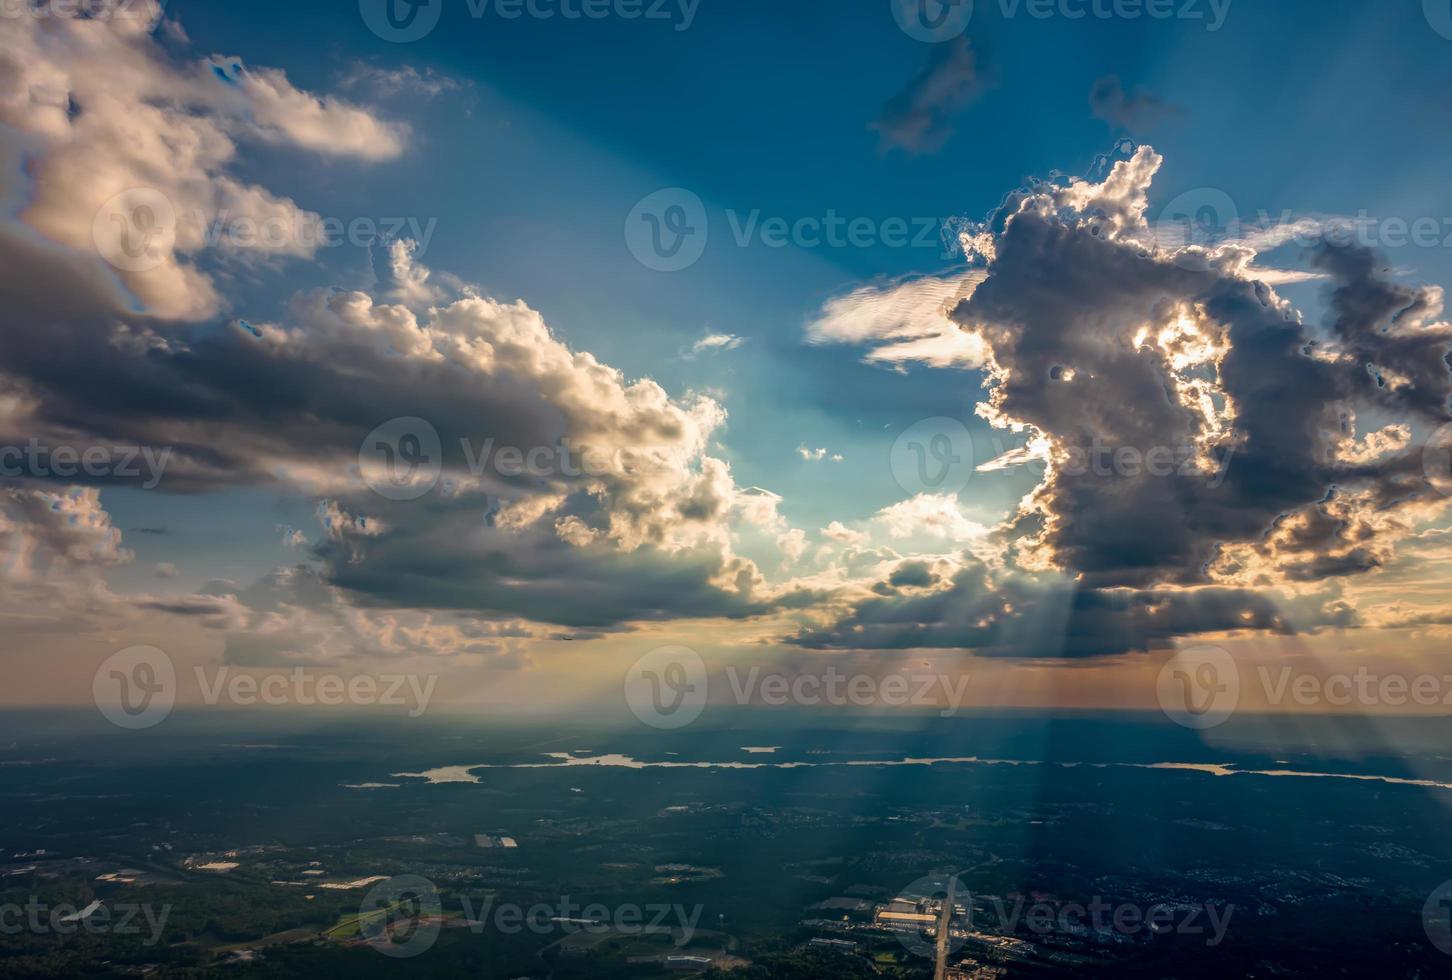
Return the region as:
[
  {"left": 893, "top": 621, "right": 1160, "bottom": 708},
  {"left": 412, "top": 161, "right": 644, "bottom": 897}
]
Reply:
[
  {"left": 790, "top": 557, "right": 1355, "bottom": 658},
  {"left": 793, "top": 147, "right": 1451, "bottom": 657},
  {"left": 309, "top": 494, "right": 785, "bottom": 628},
  {"left": 0, "top": 223, "right": 783, "bottom": 631},
  {"left": 0, "top": 229, "right": 565, "bottom": 494},
  {"left": 888, "top": 560, "right": 941, "bottom": 589},
  {"left": 1310, "top": 242, "right": 1452, "bottom": 418},
  {"left": 871, "top": 38, "right": 984, "bottom": 154},
  {"left": 947, "top": 163, "right": 1452, "bottom": 590}
]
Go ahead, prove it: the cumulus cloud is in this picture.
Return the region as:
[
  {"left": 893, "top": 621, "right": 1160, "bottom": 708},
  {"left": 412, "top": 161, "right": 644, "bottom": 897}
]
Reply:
[
  {"left": 790, "top": 555, "right": 1355, "bottom": 658},
  {"left": 0, "top": 218, "right": 792, "bottom": 627},
  {"left": 792, "top": 144, "right": 1452, "bottom": 657},
  {"left": 0, "top": 488, "right": 140, "bottom": 636},
  {"left": 0, "top": 15, "right": 790, "bottom": 635},
  {"left": 0, "top": 487, "right": 130, "bottom": 579},
  {"left": 0, "top": 12, "right": 405, "bottom": 318},
  {"left": 950, "top": 145, "right": 1452, "bottom": 590},
  {"left": 213, "top": 60, "right": 407, "bottom": 160},
  {"left": 874, "top": 493, "right": 987, "bottom": 542}
]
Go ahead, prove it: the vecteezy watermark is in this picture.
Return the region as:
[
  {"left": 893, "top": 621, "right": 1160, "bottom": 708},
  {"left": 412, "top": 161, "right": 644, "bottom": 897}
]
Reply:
[
  {"left": 199, "top": 212, "right": 439, "bottom": 256},
  {"left": 891, "top": 417, "right": 977, "bottom": 496},
  {"left": 1424, "top": 878, "right": 1452, "bottom": 956},
  {"left": 1156, "top": 188, "right": 1452, "bottom": 267},
  {"left": 884, "top": 873, "right": 969, "bottom": 959},
  {"left": 357, "top": 875, "right": 705, "bottom": 958},
  {"left": 1422, "top": 422, "right": 1452, "bottom": 497},
  {"left": 359, "top": 0, "right": 699, "bottom": 43},
  {"left": 194, "top": 667, "right": 438, "bottom": 718},
  {"left": 625, "top": 188, "right": 709, "bottom": 272},
  {"left": 624, "top": 645, "right": 709, "bottom": 729},
  {"left": 725, "top": 665, "right": 972, "bottom": 717},
  {"left": 358, "top": 875, "right": 444, "bottom": 958},
  {"left": 889, "top": 0, "right": 1231, "bottom": 40},
  {"left": 883, "top": 874, "right": 1233, "bottom": 960},
  {"left": 1157, "top": 650, "right": 1452, "bottom": 728},
  {"left": 455, "top": 894, "right": 704, "bottom": 941},
  {"left": 0, "top": 899, "right": 171, "bottom": 945},
  {"left": 624, "top": 193, "right": 977, "bottom": 271},
  {"left": 974, "top": 434, "right": 1234, "bottom": 488},
  {"left": 1054, "top": 438, "right": 1232, "bottom": 487},
  {"left": 623, "top": 646, "right": 975, "bottom": 729},
  {"left": 359, "top": 417, "right": 659, "bottom": 501},
  {"left": 93, "top": 646, "right": 177, "bottom": 730},
  {"left": 1156, "top": 645, "right": 1239, "bottom": 730},
  {"left": 0, "top": 0, "right": 167, "bottom": 22},
  {"left": 359, "top": 418, "right": 445, "bottom": 501},
  {"left": 92, "top": 188, "right": 176, "bottom": 273},
  {"left": 723, "top": 210, "right": 949, "bottom": 253},
  {"left": 889, "top": 0, "right": 975, "bottom": 42},
  {"left": 0, "top": 440, "right": 172, "bottom": 489},
  {"left": 1154, "top": 187, "right": 1241, "bottom": 271},
  {"left": 1254, "top": 666, "right": 1452, "bottom": 710},
  {"left": 1426, "top": 0, "right": 1452, "bottom": 42},
  {"left": 93, "top": 647, "right": 438, "bottom": 730},
  {"left": 1264, "top": 211, "right": 1452, "bottom": 252},
  {"left": 92, "top": 188, "right": 438, "bottom": 273}
]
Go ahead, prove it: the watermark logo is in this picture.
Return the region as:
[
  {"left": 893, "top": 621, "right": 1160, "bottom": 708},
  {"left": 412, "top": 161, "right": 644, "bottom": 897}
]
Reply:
[
  {"left": 93, "top": 645, "right": 176, "bottom": 730},
  {"left": 1154, "top": 187, "right": 1240, "bottom": 271},
  {"left": 1424, "top": 422, "right": 1452, "bottom": 496},
  {"left": 360, "top": 417, "right": 443, "bottom": 501},
  {"left": 890, "top": 417, "right": 976, "bottom": 496},
  {"left": 1425, "top": 879, "right": 1452, "bottom": 956},
  {"left": 725, "top": 666, "right": 972, "bottom": 717},
  {"left": 624, "top": 645, "right": 708, "bottom": 729},
  {"left": 201, "top": 212, "right": 439, "bottom": 255},
  {"left": 1426, "top": 0, "right": 1452, "bottom": 41},
  {"left": 625, "top": 188, "right": 708, "bottom": 272},
  {"left": 902, "top": 0, "right": 1229, "bottom": 31},
  {"left": 724, "top": 209, "right": 950, "bottom": 253},
  {"left": 359, "top": 875, "right": 443, "bottom": 957},
  {"left": 1156, "top": 645, "right": 1238, "bottom": 729},
  {"left": 0, "top": 0, "right": 168, "bottom": 24},
  {"left": 887, "top": 873, "right": 968, "bottom": 960},
  {"left": 359, "top": 0, "right": 443, "bottom": 42},
  {"left": 890, "top": 0, "right": 973, "bottom": 42},
  {"left": 92, "top": 188, "right": 175, "bottom": 273},
  {"left": 361, "top": 0, "right": 698, "bottom": 39},
  {"left": 0, "top": 440, "right": 172, "bottom": 488},
  {"left": 1256, "top": 665, "right": 1452, "bottom": 710},
  {"left": 457, "top": 893, "right": 704, "bottom": 939},
  {"left": 1051, "top": 438, "right": 1233, "bottom": 488},
  {"left": 195, "top": 667, "right": 437, "bottom": 717},
  {"left": 0, "top": 898, "right": 171, "bottom": 944}
]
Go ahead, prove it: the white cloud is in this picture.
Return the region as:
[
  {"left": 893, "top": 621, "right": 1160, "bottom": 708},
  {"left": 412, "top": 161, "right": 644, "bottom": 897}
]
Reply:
[
  {"left": 806, "top": 271, "right": 988, "bottom": 369},
  {"left": 0, "top": 12, "right": 405, "bottom": 319},
  {"left": 689, "top": 332, "right": 745, "bottom": 356},
  {"left": 873, "top": 493, "right": 988, "bottom": 542},
  {"left": 796, "top": 445, "right": 843, "bottom": 462}
]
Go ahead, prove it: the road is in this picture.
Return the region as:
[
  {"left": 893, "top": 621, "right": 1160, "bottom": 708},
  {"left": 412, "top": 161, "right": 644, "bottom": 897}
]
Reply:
[{"left": 934, "top": 875, "right": 957, "bottom": 980}]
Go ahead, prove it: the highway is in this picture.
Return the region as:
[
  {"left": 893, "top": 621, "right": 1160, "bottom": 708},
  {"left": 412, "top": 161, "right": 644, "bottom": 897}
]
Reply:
[{"left": 934, "top": 876, "right": 957, "bottom": 980}]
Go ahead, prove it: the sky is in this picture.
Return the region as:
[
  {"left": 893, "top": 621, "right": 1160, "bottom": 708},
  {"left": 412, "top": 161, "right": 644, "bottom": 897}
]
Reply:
[{"left": 4, "top": 0, "right": 1452, "bottom": 719}]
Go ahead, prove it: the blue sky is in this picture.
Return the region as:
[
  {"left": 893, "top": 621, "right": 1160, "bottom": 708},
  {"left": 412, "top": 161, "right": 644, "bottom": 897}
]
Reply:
[
  {"left": 104, "top": 0, "right": 1452, "bottom": 586},
  {"left": 6, "top": 0, "right": 1452, "bottom": 711}
]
